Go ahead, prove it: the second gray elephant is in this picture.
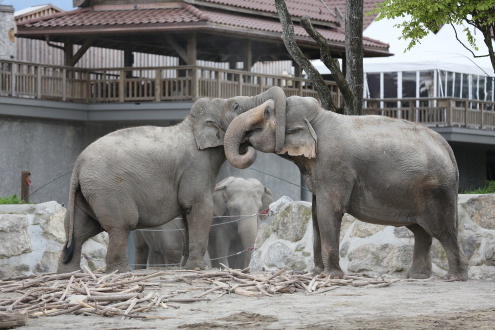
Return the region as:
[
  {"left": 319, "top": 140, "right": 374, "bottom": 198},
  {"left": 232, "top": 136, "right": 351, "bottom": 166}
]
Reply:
[
  {"left": 224, "top": 95, "right": 469, "bottom": 281},
  {"left": 134, "top": 177, "right": 273, "bottom": 269}
]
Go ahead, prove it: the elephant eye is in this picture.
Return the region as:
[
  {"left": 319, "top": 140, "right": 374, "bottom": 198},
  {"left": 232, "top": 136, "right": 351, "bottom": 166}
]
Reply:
[{"left": 233, "top": 103, "right": 240, "bottom": 111}]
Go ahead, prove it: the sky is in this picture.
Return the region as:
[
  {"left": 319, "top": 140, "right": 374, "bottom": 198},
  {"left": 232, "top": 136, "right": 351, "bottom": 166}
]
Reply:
[{"left": 1, "top": 0, "right": 73, "bottom": 11}]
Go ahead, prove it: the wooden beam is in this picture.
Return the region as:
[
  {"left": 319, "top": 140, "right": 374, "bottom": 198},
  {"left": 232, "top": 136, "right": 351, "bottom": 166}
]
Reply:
[
  {"left": 69, "top": 36, "right": 96, "bottom": 67},
  {"left": 64, "top": 39, "right": 73, "bottom": 66},
  {"left": 166, "top": 36, "right": 188, "bottom": 63},
  {"left": 187, "top": 33, "right": 197, "bottom": 65},
  {"left": 243, "top": 39, "right": 252, "bottom": 71}
]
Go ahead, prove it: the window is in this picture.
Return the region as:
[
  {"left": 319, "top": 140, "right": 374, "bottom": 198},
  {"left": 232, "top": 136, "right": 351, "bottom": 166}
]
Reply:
[
  {"left": 366, "top": 73, "right": 380, "bottom": 98},
  {"left": 419, "top": 71, "right": 434, "bottom": 97},
  {"left": 402, "top": 71, "right": 416, "bottom": 98},
  {"left": 383, "top": 72, "right": 397, "bottom": 98}
]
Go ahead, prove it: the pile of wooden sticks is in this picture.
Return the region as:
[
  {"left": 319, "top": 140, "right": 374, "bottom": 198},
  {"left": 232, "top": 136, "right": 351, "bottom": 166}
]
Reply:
[{"left": 0, "top": 264, "right": 398, "bottom": 326}]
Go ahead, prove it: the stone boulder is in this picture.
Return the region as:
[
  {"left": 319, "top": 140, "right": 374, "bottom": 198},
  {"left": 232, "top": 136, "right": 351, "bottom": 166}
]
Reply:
[
  {"left": 0, "top": 202, "right": 108, "bottom": 279},
  {"left": 251, "top": 195, "right": 495, "bottom": 279}
]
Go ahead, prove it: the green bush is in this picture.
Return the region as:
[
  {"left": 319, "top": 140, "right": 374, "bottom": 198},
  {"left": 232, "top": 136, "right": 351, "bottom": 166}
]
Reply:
[
  {"left": 0, "top": 194, "right": 25, "bottom": 204},
  {"left": 462, "top": 181, "right": 495, "bottom": 194}
]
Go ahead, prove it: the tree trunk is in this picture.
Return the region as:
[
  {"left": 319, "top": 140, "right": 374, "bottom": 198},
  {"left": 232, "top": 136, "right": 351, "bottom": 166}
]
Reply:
[{"left": 345, "top": 0, "right": 364, "bottom": 115}]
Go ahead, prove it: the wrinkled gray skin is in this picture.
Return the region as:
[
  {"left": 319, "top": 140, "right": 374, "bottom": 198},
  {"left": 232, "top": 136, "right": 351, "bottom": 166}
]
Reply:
[
  {"left": 57, "top": 87, "right": 286, "bottom": 274},
  {"left": 224, "top": 96, "right": 469, "bottom": 281},
  {"left": 209, "top": 176, "right": 273, "bottom": 269},
  {"left": 133, "top": 177, "right": 272, "bottom": 269}
]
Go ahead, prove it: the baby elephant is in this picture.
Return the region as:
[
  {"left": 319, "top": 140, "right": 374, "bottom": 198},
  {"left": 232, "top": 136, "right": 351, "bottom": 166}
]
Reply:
[{"left": 133, "top": 177, "right": 273, "bottom": 269}]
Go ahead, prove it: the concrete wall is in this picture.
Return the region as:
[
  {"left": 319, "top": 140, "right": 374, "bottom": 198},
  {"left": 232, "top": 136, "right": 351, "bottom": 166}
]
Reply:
[{"left": 0, "top": 116, "right": 127, "bottom": 205}]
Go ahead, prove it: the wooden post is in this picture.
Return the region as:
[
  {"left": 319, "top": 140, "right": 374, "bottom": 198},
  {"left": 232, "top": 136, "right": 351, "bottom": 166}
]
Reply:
[
  {"left": 21, "top": 171, "right": 30, "bottom": 203},
  {"left": 191, "top": 67, "right": 198, "bottom": 100},
  {"left": 238, "top": 72, "right": 243, "bottom": 96},
  {"left": 446, "top": 99, "right": 454, "bottom": 126},
  {"left": 481, "top": 102, "right": 484, "bottom": 129},
  {"left": 464, "top": 100, "right": 468, "bottom": 127},
  {"left": 62, "top": 68, "right": 67, "bottom": 101},
  {"left": 37, "top": 65, "right": 42, "bottom": 99},
  {"left": 155, "top": 68, "right": 161, "bottom": 102},
  {"left": 216, "top": 70, "right": 222, "bottom": 98},
  {"left": 119, "top": 70, "right": 125, "bottom": 102},
  {"left": 10, "top": 62, "right": 15, "bottom": 97}
]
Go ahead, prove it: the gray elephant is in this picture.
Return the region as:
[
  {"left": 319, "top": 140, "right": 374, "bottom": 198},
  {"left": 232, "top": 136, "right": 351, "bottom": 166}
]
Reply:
[
  {"left": 133, "top": 177, "right": 273, "bottom": 269},
  {"left": 209, "top": 176, "right": 273, "bottom": 269},
  {"left": 57, "top": 86, "right": 286, "bottom": 274},
  {"left": 133, "top": 218, "right": 185, "bottom": 269},
  {"left": 224, "top": 95, "right": 469, "bottom": 281}
]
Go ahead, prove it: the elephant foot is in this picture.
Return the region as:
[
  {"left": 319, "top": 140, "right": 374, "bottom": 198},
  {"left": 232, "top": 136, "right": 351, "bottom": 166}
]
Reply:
[
  {"left": 184, "top": 258, "right": 209, "bottom": 270},
  {"left": 106, "top": 263, "right": 132, "bottom": 274},
  {"left": 444, "top": 270, "right": 469, "bottom": 281},
  {"left": 407, "top": 268, "right": 431, "bottom": 279},
  {"left": 322, "top": 268, "right": 344, "bottom": 279},
  {"left": 311, "top": 265, "right": 324, "bottom": 275}
]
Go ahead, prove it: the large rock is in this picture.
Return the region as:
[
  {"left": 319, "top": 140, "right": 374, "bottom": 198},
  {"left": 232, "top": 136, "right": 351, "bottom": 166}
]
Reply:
[
  {"left": 0, "top": 202, "right": 108, "bottom": 278},
  {"left": 252, "top": 195, "right": 495, "bottom": 279}
]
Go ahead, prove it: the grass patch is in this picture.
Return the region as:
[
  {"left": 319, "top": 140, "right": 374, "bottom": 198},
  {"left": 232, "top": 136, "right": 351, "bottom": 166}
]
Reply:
[
  {"left": 0, "top": 195, "right": 26, "bottom": 204},
  {"left": 462, "top": 181, "right": 495, "bottom": 194}
]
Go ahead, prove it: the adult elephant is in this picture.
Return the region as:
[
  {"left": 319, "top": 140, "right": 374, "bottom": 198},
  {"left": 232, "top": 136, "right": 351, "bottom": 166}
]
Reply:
[
  {"left": 209, "top": 176, "right": 273, "bottom": 269},
  {"left": 57, "top": 86, "right": 286, "bottom": 274},
  {"left": 133, "top": 177, "right": 272, "bottom": 270},
  {"left": 224, "top": 96, "right": 469, "bottom": 281}
]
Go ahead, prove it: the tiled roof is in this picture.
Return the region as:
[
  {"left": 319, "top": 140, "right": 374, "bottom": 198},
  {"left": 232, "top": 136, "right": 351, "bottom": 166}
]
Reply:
[
  {"left": 200, "top": 0, "right": 382, "bottom": 29},
  {"left": 18, "top": 6, "right": 205, "bottom": 28},
  {"left": 16, "top": 4, "right": 388, "bottom": 51}
]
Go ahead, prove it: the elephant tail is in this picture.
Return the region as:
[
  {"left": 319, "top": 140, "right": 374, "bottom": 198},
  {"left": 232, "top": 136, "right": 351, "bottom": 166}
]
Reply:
[{"left": 62, "top": 166, "right": 80, "bottom": 264}]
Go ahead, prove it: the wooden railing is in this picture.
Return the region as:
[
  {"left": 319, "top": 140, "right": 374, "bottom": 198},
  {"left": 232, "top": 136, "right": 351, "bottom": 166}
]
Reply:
[
  {"left": 364, "top": 98, "right": 495, "bottom": 130},
  {"left": 0, "top": 60, "right": 340, "bottom": 106}
]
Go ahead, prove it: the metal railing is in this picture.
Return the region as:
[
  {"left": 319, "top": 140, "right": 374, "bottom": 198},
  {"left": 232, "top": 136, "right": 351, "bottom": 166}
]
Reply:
[
  {"left": 363, "top": 98, "right": 495, "bottom": 130},
  {"left": 0, "top": 59, "right": 341, "bottom": 105}
]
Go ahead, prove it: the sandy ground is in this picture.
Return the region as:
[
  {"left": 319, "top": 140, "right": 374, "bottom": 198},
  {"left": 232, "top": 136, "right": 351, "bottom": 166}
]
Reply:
[{"left": 7, "top": 270, "right": 495, "bottom": 330}]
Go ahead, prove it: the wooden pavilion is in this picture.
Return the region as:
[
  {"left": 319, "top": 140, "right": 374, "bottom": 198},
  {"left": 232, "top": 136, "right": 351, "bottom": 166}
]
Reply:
[{"left": 15, "top": 0, "right": 390, "bottom": 70}]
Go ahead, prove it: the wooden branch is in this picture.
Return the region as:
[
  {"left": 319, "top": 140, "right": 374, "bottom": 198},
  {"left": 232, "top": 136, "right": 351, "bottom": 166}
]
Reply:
[
  {"left": 274, "top": 0, "right": 336, "bottom": 111},
  {"left": 0, "top": 311, "right": 27, "bottom": 328},
  {"left": 300, "top": 16, "right": 354, "bottom": 113}
]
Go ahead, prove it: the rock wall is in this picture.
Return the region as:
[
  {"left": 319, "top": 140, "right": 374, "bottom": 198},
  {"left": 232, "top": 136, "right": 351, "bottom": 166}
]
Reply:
[
  {"left": 0, "top": 202, "right": 107, "bottom": 279},
  {"left": 251, "top": 194, "right": 495, "bottom": 280}
]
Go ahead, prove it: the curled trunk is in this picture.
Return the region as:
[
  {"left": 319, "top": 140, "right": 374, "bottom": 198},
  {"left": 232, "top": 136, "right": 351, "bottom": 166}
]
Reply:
[{"left": 224, "top": 101, "right": 272, "bottom": 169}]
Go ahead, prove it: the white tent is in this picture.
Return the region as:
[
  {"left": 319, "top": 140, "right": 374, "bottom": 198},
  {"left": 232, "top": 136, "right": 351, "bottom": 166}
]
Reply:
[
  {"left": 314, "top": 16, "right": 495, "bottom": 101},
  {"left": 362, "top": 16, "right": 494, "bottom": 77}
]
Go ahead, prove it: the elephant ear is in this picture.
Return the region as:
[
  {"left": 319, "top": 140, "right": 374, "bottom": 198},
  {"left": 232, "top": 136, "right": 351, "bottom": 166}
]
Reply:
[
  {"left": 213, "top": 177, "right": 235, "bottom": 216},
  {"left": 192, "top": 117, "right": 225, "bottom": 150},
  {"left": 280, "top": 118, "right": 317, "bottom": 159}
]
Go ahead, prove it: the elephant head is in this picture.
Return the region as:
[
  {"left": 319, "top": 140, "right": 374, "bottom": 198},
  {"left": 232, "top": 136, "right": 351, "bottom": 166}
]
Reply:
[
  {"left": 189, "top": 86, "right": 286, "bottom": 154},
  {"left": 224, "top": 96, "right": 319, "bottom": 168}
]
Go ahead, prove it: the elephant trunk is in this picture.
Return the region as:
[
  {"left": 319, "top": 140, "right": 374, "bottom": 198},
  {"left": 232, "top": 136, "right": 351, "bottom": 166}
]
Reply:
[
  {"left": 224, "top": 100, "right": 272, "bottom": 169},
  {"left": 247, "top": 86, "right": 286, "bottom": 152}
]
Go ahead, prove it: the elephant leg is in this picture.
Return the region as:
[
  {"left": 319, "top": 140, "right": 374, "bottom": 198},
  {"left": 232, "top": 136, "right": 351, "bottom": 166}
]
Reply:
[
  {"left": 105, "top": 227, "right": 132, "bottom": 273},
  {"left": 58, "top": 206, "right": 102, "bottom": 273},
  {"left": 180, "top": 214, "right": 189, "bottom": 267},
  {"left": 406, "top": 224, "right": 432, "bottom": 279},
  {"left": 316, "top": 193, "right": 344, "bottom": 278},
  {"left": 312, "top": 194, "right": 324, "bottom": 274},
  {"left": 208, "top": 227, "right": 230, "bottom": 268},
  {"left": 421, "top": 200, "right": 468, "bottom": 281},
  {"left": 436, "top": 233, "right": 468, "bottom": 281},
  {"left": 133, "top": 231, "right": 149, "bottom": 270},
  {"left": 182, "top": 198, "right": 213, "bottom": 270},
  {"left": 237, "top": 216, "right": 257, "bottom": 269}
]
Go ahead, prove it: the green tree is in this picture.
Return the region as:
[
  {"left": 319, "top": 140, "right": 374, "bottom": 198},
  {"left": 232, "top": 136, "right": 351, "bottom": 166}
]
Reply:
[{"left": 371, "top": 0, "right": 495, "bottom": 73}]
